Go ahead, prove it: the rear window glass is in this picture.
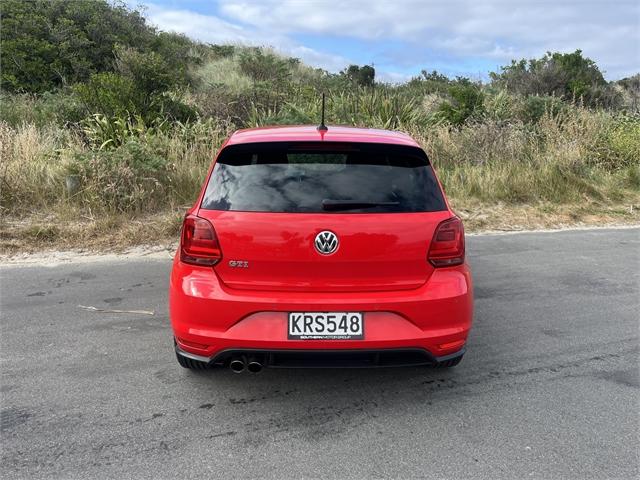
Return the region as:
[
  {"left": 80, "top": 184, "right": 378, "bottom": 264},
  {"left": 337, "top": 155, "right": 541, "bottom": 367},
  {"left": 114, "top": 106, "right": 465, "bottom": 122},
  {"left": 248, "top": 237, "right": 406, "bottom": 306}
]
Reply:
[{"left": 201, "top": 142, "right": 447, "bottom": 213}]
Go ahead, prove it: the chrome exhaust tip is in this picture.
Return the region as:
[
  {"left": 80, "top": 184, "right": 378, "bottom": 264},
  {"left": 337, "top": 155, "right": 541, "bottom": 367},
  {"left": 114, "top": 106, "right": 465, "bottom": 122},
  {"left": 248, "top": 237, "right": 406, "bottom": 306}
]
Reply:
[
  {"left": 247, "top": 360, "right": 263, "bottom": 373},
  {"left": 229, "top": 357, "right": 245, "bottom": 373}
]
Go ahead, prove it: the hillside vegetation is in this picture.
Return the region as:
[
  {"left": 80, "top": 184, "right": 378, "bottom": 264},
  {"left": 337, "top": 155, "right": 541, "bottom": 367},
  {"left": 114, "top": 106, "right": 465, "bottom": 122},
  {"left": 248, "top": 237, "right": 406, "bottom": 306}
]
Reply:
[{"left": 1, "top": 0, "right": 639, "bottom": 253}]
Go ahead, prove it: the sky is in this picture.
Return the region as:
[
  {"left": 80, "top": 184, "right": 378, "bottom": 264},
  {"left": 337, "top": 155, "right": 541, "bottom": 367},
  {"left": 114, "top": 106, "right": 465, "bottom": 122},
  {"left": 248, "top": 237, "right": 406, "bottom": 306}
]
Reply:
[{"left": 131, "top": 0, "right": 640, "bottom": 82}]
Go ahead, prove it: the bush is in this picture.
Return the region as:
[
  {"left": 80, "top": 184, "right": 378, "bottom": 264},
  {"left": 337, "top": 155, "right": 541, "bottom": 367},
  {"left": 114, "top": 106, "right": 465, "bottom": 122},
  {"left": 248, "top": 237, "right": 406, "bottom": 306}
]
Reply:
[
  {"left": 81, "top": 114, "right": 158, "bottom": 149},
  {"left": 616, "top": 75, "right": 640, "bottom": 112},
  {"left": 115, "top": 46, "right": 187, "bottom": 95},
  {"left": 0, "top": 0, "right": 155, "bottom": 93},
  {"left": 341, "top": 65, "right": 375, "bottom": 87},
  {"left": 74, "top": 67, "right": 197, "bottom": 129},
  {"left": 592, "top": 115, "right": 640, "bottom": 169},
  {"left": 74, "top": 72, "right": 138, "bottom": 119},
  {"left": 238, "top": 48, "right": 291, "bottom": 84},
  {"left": 437, "top": 80, "right": 485, "bottom": 126},
  {"left": 0, "top": 91, "right": 84, "bottom": 127},
  {"left": 244, "top": 88, "right": 426, "bottom": 130},
  {"left": 209, "top": 44, "right": 236, "bottom": 58},
  {"left": 520, "top": 95, "right": 565, "bottom": 124},
  {"left": 1, "top": 9, "right": 638, "bottom": 234},
  {"left": 489, "top": 50, "right": 619, "bottom": 108},
  {"left": 70, "top": 139, "right": 172, "bottom": 212}
]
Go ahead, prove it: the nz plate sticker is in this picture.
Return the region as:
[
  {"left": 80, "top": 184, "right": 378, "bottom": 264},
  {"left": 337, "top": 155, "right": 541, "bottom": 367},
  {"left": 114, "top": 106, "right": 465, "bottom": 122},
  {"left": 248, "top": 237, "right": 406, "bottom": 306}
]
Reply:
[{"left": 288, "top": 312, "right": 364, "bottom": 340}]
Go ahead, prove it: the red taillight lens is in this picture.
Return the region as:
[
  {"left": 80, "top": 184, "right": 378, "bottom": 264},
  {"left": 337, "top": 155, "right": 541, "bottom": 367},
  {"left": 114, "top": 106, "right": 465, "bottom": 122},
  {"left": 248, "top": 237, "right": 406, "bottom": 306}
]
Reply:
[
  {"left": 428, "top": 217, "right": 465, "bottom": 267},
  {"left": 180, "top": 215, "right": 222, "bottom": 266}
]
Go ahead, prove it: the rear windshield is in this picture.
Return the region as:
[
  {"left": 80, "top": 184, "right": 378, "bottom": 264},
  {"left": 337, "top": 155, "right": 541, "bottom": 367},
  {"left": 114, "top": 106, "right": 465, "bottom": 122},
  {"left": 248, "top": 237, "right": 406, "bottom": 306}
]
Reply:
[{"left": 201, "top": 142, "right": 447, "bottom": 213}]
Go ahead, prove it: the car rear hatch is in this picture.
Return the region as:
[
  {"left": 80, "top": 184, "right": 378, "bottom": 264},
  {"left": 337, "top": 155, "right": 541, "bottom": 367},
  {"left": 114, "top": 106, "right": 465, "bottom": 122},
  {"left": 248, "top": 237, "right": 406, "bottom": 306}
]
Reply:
[{"left": 197, "top": 141, "right": 451, "bottom": 292}]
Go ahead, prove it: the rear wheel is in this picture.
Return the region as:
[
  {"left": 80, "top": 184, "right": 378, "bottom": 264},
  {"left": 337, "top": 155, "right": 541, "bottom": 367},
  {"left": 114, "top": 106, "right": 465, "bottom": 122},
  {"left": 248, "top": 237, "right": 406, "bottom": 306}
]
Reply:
[
  {"left": 176, "top": 350, "right": 209, "bottom": 370},
  {"left": 435, "top": 354, "right": 463, "bottom": 368}
]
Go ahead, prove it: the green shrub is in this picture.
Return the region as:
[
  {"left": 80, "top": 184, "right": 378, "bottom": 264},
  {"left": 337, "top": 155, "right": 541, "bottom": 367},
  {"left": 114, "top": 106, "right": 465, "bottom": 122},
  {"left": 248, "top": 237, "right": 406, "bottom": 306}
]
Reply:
[
  {"left": 74, "top": 73, "right": 138, "bottom": 119},
  {"left": 74, "top": 68, "right": 197, "bottom": 129},
  {"left": 0, "top": 91, "right": 84, "bottom": 127},
  {"left": 238, "top": 48, "right": 291, "bottom": 84},
  {"left": 489, "top": 50, "right": 620, "bottom": 108},
  {"left": 593, "top": 115, "right": 640, "bottom": 169},
  {"left": 70, "top": 139, "right": 172, "bottom": 212},
  {"left": 209, "top": 44, "right": 236, "bottom": 58},
  {"left": 115, "top": 46, "right": 187, "bottom": 95},
  {"left": 244, "top": 88, "right": 425, "bottom": 130},
  {"left": 616, "top": 75, "right": 640, "bottom": 113},
  {"left": 0, "top": 0, "right": 155, "bottom": 93},
  {"left": 80, "top": 114, "right": 159, "bottom": 150},
  {"left": 483, "top": 89, "right": 519, "bottom": 122},
  {"left": 437, "top": 81, "right": 485, "bottom": 126},
  {"left": 520, "top": 95, "right": 565, "bottom": 123},
  {"left": 341, "top": 65, "right": 375, "bottom": 87}
]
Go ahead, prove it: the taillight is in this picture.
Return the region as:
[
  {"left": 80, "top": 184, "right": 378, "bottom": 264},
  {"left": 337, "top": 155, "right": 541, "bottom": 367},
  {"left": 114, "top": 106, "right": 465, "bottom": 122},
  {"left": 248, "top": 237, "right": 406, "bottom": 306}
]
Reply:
[
  {"left": 180, "top": 215, "right": 222, "bottom": 266},
  {"left": 428, "top": 217, "right": 465, "bottom": 267}
]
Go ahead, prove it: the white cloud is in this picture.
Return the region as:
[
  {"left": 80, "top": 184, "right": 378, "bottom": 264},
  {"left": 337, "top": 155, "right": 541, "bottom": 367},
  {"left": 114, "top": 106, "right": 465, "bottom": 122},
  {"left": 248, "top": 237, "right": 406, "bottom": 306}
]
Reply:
[
  {"left": 218, "top": 0, "right": 640, "bottom": 78},
  {"left": 376, "top": 71, "right": 413, "bottom": 84},
  {"left": 137, "top": 1, "right": 639, "bottom": 80},
  {"left": 142, "top": 3, "right": 352, "bottom": 73},
  {"left": 146, "top": 6, "right": 249, "bottom": 44},
  {"left": 287, "top": 46, "right": 349, "bottom": 73}
]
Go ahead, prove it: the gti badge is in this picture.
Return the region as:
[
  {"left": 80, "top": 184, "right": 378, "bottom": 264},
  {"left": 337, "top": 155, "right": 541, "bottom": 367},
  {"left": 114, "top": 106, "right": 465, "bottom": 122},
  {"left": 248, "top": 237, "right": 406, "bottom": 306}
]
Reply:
[
  {"left": 228, "top": 260, "right": 249, "bottom": 268},
  {"left": 314, "top": 231, "right": 339, "bottom": 255}
]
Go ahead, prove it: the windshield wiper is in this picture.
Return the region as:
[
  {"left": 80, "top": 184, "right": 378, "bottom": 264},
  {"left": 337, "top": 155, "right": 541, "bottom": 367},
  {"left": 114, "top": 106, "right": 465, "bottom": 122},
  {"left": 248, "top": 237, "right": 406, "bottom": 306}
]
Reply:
[{"left": 321, "top": 199, "right": 400, "bottom": 211}]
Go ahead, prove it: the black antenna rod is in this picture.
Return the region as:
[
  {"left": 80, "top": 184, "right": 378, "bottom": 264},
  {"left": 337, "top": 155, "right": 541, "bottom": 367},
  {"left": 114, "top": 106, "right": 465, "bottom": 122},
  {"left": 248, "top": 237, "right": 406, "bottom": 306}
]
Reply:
[{"left": 318, "top": 93, "right": 328, "bottom": 132}]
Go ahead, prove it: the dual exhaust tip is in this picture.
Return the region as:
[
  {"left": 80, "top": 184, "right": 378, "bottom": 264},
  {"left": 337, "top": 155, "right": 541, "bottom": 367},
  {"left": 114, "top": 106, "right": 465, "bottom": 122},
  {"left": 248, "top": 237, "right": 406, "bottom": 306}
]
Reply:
[{"left": 229, "top": 355, "right": 263, "bottom": 374}]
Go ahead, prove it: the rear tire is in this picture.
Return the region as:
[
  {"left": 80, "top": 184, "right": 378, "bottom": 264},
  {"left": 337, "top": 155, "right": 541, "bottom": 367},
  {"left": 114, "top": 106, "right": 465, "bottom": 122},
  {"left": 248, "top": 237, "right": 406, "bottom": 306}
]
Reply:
[
  {"left": 176, "top": 351, "right": 209, "bottom": 370},
  {"left": 435, "top": 354, "right": 463, "bottom": 368}
]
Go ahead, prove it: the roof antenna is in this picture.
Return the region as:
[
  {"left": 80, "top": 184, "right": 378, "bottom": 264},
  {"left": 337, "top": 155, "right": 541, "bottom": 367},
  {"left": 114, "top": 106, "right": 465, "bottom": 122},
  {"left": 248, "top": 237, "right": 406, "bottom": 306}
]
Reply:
[{"left": 317, "top": 93, "right": 328, "bottom": 132}]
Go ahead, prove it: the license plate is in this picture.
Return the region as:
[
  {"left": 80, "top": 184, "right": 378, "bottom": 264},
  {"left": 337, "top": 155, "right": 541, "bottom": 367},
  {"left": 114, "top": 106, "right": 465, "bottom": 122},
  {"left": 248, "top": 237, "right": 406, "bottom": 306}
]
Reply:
[{"left": 288, "top": 312, "right": 364, "bottom": 340}]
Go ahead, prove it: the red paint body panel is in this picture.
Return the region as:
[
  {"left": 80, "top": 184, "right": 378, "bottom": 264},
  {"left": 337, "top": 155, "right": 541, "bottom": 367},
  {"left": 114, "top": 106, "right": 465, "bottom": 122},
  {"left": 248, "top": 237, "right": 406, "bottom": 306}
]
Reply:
[
  {"left": 170, "top": 259, "right": 472, "bottom": 358},
  {"left": 197, "top": 210, "right": 452, "bottom": 292},
  {"left": 169, "top": 126, "right": 474, "bottom": 365},
  {"left": 227, "top": 125, "right": 421, "bottom": 148}
]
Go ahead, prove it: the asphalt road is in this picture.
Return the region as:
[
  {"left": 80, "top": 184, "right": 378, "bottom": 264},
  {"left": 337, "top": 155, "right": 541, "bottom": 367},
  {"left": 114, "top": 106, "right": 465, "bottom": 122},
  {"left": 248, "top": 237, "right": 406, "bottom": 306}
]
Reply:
[{"left": 1, "top": 228, "right": 639, "bottom": 479}]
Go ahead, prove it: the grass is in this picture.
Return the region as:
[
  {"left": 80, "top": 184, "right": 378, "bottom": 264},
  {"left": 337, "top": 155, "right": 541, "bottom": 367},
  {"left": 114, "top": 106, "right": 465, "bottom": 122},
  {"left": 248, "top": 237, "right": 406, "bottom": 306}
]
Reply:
[
  {"left": 194, "top": 55, "right": 254, "bottom": 94},
  {"left": 1, "top": 86, "right": 639, "bottom": 255}
]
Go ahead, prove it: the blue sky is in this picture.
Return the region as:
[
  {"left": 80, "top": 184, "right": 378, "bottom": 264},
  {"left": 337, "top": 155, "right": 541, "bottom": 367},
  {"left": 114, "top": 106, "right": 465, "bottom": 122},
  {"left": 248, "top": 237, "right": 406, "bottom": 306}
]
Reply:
[{"left": 132, "top": 0, "right": 639, "bottom": 81}]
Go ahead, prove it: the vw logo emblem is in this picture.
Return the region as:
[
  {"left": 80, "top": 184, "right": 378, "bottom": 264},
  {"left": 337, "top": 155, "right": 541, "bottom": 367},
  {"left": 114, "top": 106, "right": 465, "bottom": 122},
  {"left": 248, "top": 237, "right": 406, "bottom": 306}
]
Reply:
[{"left": 314, "top": 230, "right": 339, "bottom": 255}]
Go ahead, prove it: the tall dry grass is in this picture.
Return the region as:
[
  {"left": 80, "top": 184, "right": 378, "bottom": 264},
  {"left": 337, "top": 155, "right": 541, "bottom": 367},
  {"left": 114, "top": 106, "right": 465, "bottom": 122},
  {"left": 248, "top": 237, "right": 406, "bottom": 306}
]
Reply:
[
  {"left": 414, "top": 108, "right": 640, "bottom": 206},
  {"left": 0, "top": 120, "right": 230, "bottom": 215},
  {"left": 1, "top": 100, "right": 638, "bottom": 222},
  {"left": 0, "top": 123, "right": 82, "bottom": 209}
]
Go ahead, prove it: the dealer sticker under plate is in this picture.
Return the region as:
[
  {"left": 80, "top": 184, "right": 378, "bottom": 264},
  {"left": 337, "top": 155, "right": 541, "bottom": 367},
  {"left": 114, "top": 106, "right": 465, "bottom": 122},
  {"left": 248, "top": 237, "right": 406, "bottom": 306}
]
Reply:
[{"left": 288, "top": 312, "right": 364, "bottom": 340}]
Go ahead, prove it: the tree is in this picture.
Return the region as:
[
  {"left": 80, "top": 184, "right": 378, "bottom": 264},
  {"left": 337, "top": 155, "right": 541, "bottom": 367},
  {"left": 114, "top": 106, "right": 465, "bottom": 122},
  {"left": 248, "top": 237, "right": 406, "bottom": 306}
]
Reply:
[
  {"left": 437, "top": 78, "right": 485, "bottom": 126},
  {"left": 489, "top": 50, "right": 610, "bottom": 105},
  {"left": 405, "top": 69, "right": 451, "bottom": 95},
  {"left": 74, "top": 48, "right": 198, "bottom": 124},
  {"left": 238, "top": 48, "right": 291, "bottom": 84},
  {"left": 1, "top": 0, "right": 161, "bottom": 92},
  {"left": 421, "top": 70, "right": 449, "bottom": 83},
  {"left": 342, "top": 65, "right": 375, "bottom": 87}
]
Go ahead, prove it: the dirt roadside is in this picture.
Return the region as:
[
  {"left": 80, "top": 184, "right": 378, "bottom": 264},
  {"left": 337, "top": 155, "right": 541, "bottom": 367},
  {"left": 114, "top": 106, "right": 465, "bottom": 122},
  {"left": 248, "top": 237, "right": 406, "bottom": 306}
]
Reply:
[
  {"left": 2, "top": 224, "right": 638, "bottom": 267},
  {"left": 1, "top": 202, "right": 638, "bottom": 262}
]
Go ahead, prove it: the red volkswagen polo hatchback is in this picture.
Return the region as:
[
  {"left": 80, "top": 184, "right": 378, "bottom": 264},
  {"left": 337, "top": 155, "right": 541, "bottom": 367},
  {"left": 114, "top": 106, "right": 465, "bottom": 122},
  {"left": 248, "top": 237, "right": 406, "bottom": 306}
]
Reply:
[{"left": 169, "top": 125, "right": 473, "bottom": 372}]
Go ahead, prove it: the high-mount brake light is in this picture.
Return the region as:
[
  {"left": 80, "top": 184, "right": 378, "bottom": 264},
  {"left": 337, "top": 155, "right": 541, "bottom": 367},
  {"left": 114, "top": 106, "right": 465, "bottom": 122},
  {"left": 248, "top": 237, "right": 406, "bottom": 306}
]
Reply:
[
  {"left": 428, "top": 217, "right": 465, "bottom": 267},
  {"left": 180, "top": 215, "right": 222, "bottom": 266}
]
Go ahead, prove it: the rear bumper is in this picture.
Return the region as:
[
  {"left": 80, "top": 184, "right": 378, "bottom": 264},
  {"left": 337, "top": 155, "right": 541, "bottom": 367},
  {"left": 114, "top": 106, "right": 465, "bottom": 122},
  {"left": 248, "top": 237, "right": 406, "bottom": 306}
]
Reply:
[
  {"left": 170, "top": 258, "right": 473, "bottom": 361},
  {"left": 175, "top": 344, "right": 466, "bottom": 368}
]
